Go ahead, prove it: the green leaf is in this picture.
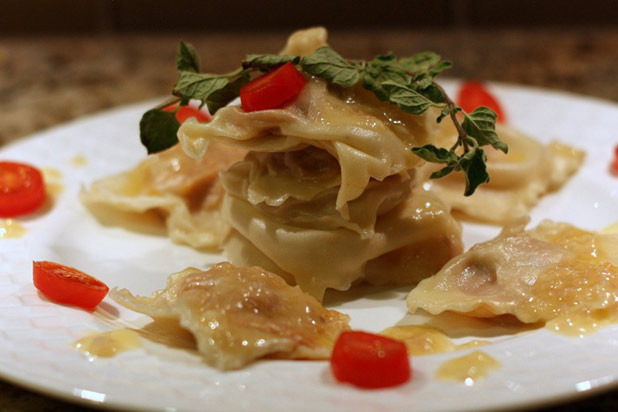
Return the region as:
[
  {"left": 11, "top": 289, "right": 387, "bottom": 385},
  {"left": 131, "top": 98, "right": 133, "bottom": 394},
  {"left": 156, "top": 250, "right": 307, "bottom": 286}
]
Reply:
[
  {"left": 381, "top": 81, "right": 436, "bottom": 115},
  {"left": 436, "top": 106, "right": 451, "bottom": 123},
  {"left": 412, "top": 144, "right": 458, "bottom": 164},
  {"left": 430, "top": 165, "right": 456, "bottom": 179},
  {"left": 419, "top": 83, "right": 447, "bottom": 104},
  {"left": 140, "top": 108, "right": 180, "bottom": 154},
  {"left": 206, "top": 71, "right": 251, "bottom": 113},
  {"left": 174, "top": 71, "right": 230, "bottom": 102},
  {"left": 399, "top": 52, "right": 441, "bottom": 72},
  {"left": 458, "top": 146, "right": 490, "bottom": 196},
  {"left": 242, "top": 54, "right": 300, "bottom": 71},
  {"left": 362, "top": 55, "right": 409, "bottom": 100},
  {"left": 428, "top": 60, "right": 452, "bottom": 78},
  {"left": 176, "top": 41, "right": 200, "bottom": 73},
  {"left": 411, "top": 72, "right": 433, "bottom": 90},
  {"left": 301, "top": 46, "right": 360, "bottom": 87},
  {"left": 462, "top": 106, "right": 508, "bottom": 153}
]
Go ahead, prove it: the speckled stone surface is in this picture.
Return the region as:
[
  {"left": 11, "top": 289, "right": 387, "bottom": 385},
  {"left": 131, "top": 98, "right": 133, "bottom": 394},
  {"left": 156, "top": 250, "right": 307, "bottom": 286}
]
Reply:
[{"left": 0, "top": 29, "right": 617, "bottom": 412}]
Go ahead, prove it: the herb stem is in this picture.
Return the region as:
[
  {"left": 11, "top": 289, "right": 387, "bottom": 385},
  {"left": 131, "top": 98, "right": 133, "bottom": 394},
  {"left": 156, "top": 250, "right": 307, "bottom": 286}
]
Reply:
[{"left": 432, "top": 82, "right": 469, "bottom": 153}]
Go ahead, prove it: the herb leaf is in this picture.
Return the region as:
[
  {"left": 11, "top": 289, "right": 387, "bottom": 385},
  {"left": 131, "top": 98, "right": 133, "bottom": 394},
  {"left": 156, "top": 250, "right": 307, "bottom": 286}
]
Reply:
[
  {"left": 381, "top": 81, "right": 437, "bottom": 115},
  {"left": 399, "top": 52, "right": 441, "bottom": 72},
  {"left": 362, "top": 54, "right": 410, "bottom": 100},
  {"left": 140, "top": 108, "right": 180, "bottom": 154},
  {"left": 419, "top": 84, "right": 447, "bottom": 104},
  {"left": 243, "top": 54, "right": 300, "bottom": 71},
  {"left": 301, "top": 46, "right": 360, "bottom": 87},
  {"left": 428, "top": 60, "right": 452, "bottom": 78},
  {"left": 430, "top": 165, "right": 456, "bottom": 179},
  {"left": 174, "top": 72, "right": 231, "bottom": 102},
  {"left": 176, "top": 41, "right": 201, "bottom": 73},
  {"left": 205, "top": 72, "right": 251, "bottom": 113},
  {"left": 458, "top": 146, "right": 490, "bottom": 196},
  {"left": 462, "top": 106, "right": 508, "bottom": 153},
  {"left": 412, "top": 145, "right": 458, "bottom": 164}
]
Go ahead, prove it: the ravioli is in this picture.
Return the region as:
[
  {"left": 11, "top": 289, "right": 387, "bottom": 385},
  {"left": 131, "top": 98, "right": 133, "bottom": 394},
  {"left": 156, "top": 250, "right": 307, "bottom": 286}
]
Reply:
[
  {"left": 81, "top": 142, "right": 246, "bottom": 248},
  {"left": 407, "top": 220, "right": 618, "bottom": 326},
  {"left": 418, "top": 123, "right": 585, "bottom": 224},
  {"left": 111, "top": 262, "right": 350, "bottom": 370},
  {"left": 176, "top": 29, "right": 463, "bottom": 299},
  {"left": 179, "top": 77, "right": 438, "bottom": 215}
]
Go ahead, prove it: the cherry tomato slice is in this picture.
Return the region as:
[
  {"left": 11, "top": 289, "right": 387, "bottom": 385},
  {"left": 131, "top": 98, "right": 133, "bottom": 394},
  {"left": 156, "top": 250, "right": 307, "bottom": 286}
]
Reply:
[
  {"left": 611, "top": 158, "right": 618, "bottom": 176},
  {"left": 33, "top": 261, "right": 109, "bottom": 310},
  {"left": 457, "top": 81, "right": 506, "bottom": 123},
  {"left": 0, "top": 161, "right": 46, "bottom": 218},
  {"left": 330, "top": 330, "right": 411, "bottom": 389},
  {"left": 162, "top": 101, "right": 180, "bottom": 112},
  {"left": 175, "top": 105, "right": 211, "bottom": 123},
  {"left": 240, "top": 62, "right": 306, "bottom": 112}
]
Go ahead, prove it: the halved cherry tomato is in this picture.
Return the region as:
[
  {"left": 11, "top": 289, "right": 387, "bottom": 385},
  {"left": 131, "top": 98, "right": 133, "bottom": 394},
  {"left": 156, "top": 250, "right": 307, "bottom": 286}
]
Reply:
[
  {"left": 611, "top": 144, "right": 618, "bottom": 176},
  {"left": 162, "top": 101, "right": 180, "bottom": 112},
  {"left": 330, "top": 330, "right": 411, "bottom": 389},
  {"left": 175, "top": 105, "right": 211, "bottom": 123},
  {"left": 33, "top": 261, "right": 109, "bottom": 310},
  {"left": 457, "top": 81, "right": 506, "bottom": 123},
  {"left": 0, "top": 161, "right": 46, "bottom": 218},
  {"left": 240, "top": 62, "right": 306, "bottom": 112}
]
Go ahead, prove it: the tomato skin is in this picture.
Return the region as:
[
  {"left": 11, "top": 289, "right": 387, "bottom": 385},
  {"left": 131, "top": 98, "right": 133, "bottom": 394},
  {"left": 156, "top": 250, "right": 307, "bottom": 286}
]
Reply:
[
  {"left": 162, "top": 101, "right": 180, "bottom": 112},
  {"left": 175, "top": 105, "right": 211, "bottom": 123},
  {"left": 240, "top": 62, "right": 306, "bottom": 112},
  {"left": 0, "top": 161, "right": 46, "bottom": 218},
  {"left": 611, "top": 145, "right": 618, "bottom": 176},
  {"left": 330, "top": 331, "right": 411, "bottom": 389},
  {"left": 33, "top": 261, "right": 109, "bottom": 311},
  {"left": 457, "top": 81, "right": 506, "bottom": 123}
]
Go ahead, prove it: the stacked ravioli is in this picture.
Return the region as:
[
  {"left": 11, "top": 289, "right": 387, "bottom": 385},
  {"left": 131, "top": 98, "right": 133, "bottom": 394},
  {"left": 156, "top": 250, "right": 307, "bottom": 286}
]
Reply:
[{"left": 178, "top": 74, "right": 463, "bottom": 299}]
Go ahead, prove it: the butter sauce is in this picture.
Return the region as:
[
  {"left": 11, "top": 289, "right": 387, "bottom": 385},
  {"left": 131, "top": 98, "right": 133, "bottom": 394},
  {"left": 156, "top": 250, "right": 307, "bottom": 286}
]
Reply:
[
  {"left": 69, "top": 155, "right": 88, "bottom": 167},
  {"left": 435, "top": 351, "right": 500, "bottom": 385},
  {"left": 74, "top": 329, "right": 142, "bottom": 358},
  {"left": 42, "top": 167, "right": 64, "bottom": 197},
  {"left": 381, "top": 325, "right": 489, "bottom": 356},
  {"left": 0, "top": 219, "right": 27, "bottom": 239},
  {"left": 601, "top": 221, "right": 618, "bottom": 234},
  {"left": 533, "top": 225, "right": 618, "bottom": 337}
]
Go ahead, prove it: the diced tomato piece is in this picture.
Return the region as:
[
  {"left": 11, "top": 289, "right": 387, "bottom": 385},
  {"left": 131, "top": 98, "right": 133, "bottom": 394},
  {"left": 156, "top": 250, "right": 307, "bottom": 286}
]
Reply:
[
  {"left": 33, "top": 261, "right": 109, "bottom": 311},
  {"left": 330, "top": 330, "right": 411, "bottom": 389},
  {"left": 162, "top": 101, "right": 180, "bottom": 112},
  {"left": 0, "top": 161, "right": 46, "bottom": 218},
  {"left": 457, "top": 81, "right": 506, "bottom": 123},
  {"left": 175, "top": 105, "right": 211, "bottom": 123},
  {"left": 610, "top": 145, "right": 618, "bottom": 176},
  {"left": 240, "top": 62, "right": 306, "bottom": 112}
]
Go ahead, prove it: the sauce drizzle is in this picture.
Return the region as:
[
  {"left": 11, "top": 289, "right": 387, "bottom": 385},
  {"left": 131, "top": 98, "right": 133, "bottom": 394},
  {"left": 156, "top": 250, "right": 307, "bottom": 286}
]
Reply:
[
  {"left": 381, "top": 324, "right": 489, "bottom": 356},
  {"left": 0, "top": 219, "right": 27, "bottom": 239},
  {"left": 436, "top": 351, "right": 500, "bottom": 385},
  {"left": 74, "top": 329, "right": 142, "bottom": 358}
]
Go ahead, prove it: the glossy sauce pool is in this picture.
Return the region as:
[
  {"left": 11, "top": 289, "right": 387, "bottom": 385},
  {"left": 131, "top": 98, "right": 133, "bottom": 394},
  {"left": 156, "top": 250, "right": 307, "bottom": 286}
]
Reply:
[
  {"left": 74, "top": 329, "right": 142, "bottom": 358},
  {"left": 435, "top": 351, "right": 501, "bottom": 385},
  {"left": 0, "top": 219, "right": 27, "bottom": 239}
]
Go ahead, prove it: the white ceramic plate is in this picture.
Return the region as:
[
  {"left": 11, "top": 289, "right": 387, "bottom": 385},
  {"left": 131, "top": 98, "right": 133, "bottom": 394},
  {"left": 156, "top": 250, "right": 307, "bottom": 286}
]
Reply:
[{"left": 1, "top": 83, "right": 618, "bottom": 412}]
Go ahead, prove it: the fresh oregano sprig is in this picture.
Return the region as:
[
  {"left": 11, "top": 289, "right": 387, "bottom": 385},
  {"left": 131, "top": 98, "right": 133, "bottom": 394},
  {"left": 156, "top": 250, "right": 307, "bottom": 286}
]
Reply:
[{"left": 140, "top": 42, "right": 507, "bottom": 196}]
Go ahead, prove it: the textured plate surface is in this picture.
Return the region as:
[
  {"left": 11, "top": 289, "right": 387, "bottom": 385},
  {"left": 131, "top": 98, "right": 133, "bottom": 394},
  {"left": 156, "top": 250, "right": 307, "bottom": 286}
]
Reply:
[{"left": 1, "top": 82, "right": 618, "bottom": 412}]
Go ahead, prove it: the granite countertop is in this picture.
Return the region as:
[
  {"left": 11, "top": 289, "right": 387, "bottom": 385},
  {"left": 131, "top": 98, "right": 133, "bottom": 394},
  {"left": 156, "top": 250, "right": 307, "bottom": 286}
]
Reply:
[{"left": 1, "top": 28, "right": 617, "bottom": 411}]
